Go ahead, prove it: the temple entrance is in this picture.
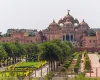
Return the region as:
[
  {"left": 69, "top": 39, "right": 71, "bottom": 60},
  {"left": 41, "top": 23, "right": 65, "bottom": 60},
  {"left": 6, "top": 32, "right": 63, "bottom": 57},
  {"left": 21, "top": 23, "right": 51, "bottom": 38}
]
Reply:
[
  {"left": 71, "top": 35, "right": 73, "bottom": 41},
  {"left": 66, "top": 35, "right": 69, "bottom": 41},
  {"left": 63, "top": 35, "right": 65, "bottom": 41}
]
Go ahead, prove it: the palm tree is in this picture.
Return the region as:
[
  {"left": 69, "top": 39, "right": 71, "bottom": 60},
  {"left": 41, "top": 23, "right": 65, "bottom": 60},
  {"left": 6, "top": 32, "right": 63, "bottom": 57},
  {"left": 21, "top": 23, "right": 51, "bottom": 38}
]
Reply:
[
  {"left": 39, "top": 42, "right": 62, "bottom": 71},
  {"left": 3, "top": 43, "right": 18, "bottom": 64},
  {"left": 15, "top": 42, "right": 26, "bottom": 62},
  {"left": 25, "top": 42, "right": 39, "bottom": 62},
  {"left": 3, "top": 43, "right": 12, "bottom": 65}
]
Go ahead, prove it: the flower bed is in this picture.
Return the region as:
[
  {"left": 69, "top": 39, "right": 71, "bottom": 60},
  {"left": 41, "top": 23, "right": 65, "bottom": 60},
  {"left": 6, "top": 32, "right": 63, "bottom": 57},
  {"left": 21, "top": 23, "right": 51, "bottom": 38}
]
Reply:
[{"left": 0, "top": 61, "right": 47, "bottom": 78}]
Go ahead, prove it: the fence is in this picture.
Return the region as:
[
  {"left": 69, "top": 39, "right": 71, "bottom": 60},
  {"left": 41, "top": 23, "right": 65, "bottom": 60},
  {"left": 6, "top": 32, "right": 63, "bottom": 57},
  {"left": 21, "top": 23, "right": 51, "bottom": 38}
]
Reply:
[
  {"left": 84, "top": 67, "right": 100, "bottom": 77},
  {"left": 0, "top": 67, "right": 100, "bottom": 80}
]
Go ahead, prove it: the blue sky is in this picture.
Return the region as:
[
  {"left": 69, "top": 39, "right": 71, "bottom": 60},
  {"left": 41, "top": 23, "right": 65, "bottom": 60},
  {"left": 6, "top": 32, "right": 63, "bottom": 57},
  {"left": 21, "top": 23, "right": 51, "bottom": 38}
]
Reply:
[{"left": 0, "top": 0, "right": 99, "bottom": 33}]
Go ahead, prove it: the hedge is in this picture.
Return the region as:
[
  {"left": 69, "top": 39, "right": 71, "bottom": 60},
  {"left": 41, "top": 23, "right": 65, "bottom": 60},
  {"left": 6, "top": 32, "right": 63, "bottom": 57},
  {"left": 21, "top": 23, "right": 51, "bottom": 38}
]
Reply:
[
  {"left": 74, "top": 53, "right": 81, "bottom": 73},
  {"left": 84, "top": 51, "right": 91, "bottom": 70},
  {"left": 64, "top": 52, "right": 77, "bottom": 69}
]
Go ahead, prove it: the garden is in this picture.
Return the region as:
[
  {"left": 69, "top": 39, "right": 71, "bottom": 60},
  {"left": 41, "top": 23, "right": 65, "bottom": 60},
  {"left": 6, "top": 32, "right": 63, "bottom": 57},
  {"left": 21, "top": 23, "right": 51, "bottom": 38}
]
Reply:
[{"left": 0, "top": 40, "right": 76, "bottom": 79}]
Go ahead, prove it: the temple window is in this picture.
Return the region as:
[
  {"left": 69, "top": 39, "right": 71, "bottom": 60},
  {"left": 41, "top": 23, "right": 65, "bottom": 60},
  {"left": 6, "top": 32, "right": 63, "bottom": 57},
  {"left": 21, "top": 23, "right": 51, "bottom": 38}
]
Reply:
[
  {"left": 93, "top": 40, "right": 95, "bottom": 43},
  {"left": 31, "top": 40, "right": 32, "bottom": 42},
  {"left": 3, "top": 40, "right": 5, "bottom": 42},
  {"left": 89, "top": 40, "right": 91, "bottom": 43}
]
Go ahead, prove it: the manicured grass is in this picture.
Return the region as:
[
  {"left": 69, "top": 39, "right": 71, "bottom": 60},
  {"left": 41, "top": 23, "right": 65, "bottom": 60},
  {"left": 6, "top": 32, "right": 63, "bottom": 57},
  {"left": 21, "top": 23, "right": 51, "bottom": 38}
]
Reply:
[
  {"left": 15, "top": 61, "right": 47, "bottom": 68},
  {"left": 0, "top": 61, "right": 47, "bottom": 79}
]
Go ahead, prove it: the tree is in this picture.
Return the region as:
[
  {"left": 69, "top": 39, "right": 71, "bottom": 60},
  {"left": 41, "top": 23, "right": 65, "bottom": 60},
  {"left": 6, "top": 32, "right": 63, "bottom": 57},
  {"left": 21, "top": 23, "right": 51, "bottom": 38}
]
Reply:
[
  {"left": 39, "top": 42, "right": 62, "bottom": 71},
  {"left": 25, "top": 43, "right": 39, "bottom": 62},
  {"left": 88, "top": 29, "right": 96, "bottom": 36},
  {"left": 15, "top": 42, "right": 26, "bottom": 61},
  {"left": 0, "top": 45, "right": 7, "bottom": 66},
  {"left": 64, "top": 41, "right": 75, "bottom": 54},
  {"left": 3, "top": 43, "right": 18, "bottom": 64}
]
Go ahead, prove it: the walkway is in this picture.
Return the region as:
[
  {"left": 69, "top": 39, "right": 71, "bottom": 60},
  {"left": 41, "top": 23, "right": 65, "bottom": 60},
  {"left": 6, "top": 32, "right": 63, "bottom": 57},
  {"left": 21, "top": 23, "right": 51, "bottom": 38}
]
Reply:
[
  {"left": 86, "top": 54, "right": 100, "bottom": 77},
  {"left": 31, "top": 64, "right": 49, "bottom": 77},
  {"left": 80, "top": 54, "right": 84, "bottom": 72}
]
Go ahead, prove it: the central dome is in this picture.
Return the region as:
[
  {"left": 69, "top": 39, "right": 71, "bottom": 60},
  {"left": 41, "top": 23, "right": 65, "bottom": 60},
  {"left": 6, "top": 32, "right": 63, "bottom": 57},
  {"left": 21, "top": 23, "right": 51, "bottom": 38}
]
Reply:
[
  {"left": 64, "top": 22, "right": 73, "bottom": 26},
  {"left": 63, "top": 12, "right": 74, "bottom": 22}
]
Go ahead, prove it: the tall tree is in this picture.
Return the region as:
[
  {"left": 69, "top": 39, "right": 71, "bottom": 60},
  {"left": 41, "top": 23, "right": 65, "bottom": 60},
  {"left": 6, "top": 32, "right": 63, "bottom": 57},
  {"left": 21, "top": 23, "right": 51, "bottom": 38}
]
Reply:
[
  {"left": 0, "top": 45, "right": 7, "bottom": 67},
  {"left": 88, "top": 29, "right": 96, "bottom": 36},
  {"left": 39, "top": 42, "right": 62, "bottom": 71}
]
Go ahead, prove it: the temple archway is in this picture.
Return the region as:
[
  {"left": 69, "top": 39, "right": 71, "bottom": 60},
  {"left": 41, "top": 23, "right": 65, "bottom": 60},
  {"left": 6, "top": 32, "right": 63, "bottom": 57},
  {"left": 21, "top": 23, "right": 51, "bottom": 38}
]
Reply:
[
  {"left": 66, "top": 35, "right": 69, "bottom": 41},
  {"left": 71, "top": 35, "right": 73, "bottom": 41}
]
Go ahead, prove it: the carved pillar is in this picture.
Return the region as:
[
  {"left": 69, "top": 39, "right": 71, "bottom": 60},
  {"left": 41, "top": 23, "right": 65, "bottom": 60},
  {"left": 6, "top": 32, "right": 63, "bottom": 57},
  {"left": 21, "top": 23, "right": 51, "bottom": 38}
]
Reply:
[
  {"left": 64, "top": 33, "right": 66, "bottom": 41},
  {"left": 69, "top": 34, "right": 71, "bottom": 41}
]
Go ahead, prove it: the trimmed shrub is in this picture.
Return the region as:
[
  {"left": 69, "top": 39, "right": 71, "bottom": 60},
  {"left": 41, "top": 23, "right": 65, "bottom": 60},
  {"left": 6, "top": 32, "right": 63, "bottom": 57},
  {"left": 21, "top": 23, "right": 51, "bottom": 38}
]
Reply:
[
  {"left": 64, "top": 52, "right": 77, "bottom": 69},
  {"left": 84, "top": 52, "right": 91, "bottom": 71},
  {"left": 74, "top": 53, "right": 81, "bottom": 73}
]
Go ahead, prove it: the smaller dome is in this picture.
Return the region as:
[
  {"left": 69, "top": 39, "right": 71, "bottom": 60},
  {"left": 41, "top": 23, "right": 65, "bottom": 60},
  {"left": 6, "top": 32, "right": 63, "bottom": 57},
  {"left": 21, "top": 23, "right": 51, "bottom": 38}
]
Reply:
[
  {"left": 79, "top": 19, "right": 88, "bottom": 26},
  {"left": 49, "top": 20, "right": 59, "bottom": 27},
  {"left": 64, "top": 22, "right": 73, "bottom": 26},
  {"left": 58, "top": 18, "right": 63, "bottom": 24},
  {"left": 49, "top": 20, "right": 58, "bottom": 26}
]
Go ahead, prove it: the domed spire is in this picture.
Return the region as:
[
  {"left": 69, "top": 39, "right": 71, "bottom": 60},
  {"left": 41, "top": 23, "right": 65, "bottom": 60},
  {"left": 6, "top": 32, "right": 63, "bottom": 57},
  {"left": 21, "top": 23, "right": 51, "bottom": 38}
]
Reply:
[
  {"left": 49, "top": 20, "right": 59, "bottom": 27},
  {"left": 67, "top": 9, "right": 70, "bottom": 15},
  {"left": 63, "top": 9, "right": 74, "bottom": 23},
  {"left": 79, "top": 19, "right": 88, "bottom": 26},
  {"left": 53, "top": 19, "right": 55, "bottom": 23},
  {"left": 82, "top": 19, "right": 85, "bottom": 22},
  {"left": 58, "top": 18, "right": 63, "bottom": 24}
]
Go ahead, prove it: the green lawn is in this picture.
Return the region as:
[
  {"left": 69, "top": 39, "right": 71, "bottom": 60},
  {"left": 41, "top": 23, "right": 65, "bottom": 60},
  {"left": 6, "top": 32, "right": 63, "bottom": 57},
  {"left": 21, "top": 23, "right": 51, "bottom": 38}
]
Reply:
[
  {"left": 15, "top": 61, "right": 47, "bottom": 68},
  {"left": 0, "top": 61, "right": 47, "bottom": 79}
]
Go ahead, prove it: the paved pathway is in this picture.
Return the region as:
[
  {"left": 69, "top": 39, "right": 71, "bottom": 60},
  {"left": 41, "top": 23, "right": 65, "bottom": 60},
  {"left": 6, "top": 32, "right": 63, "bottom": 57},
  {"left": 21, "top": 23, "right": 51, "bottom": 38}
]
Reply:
[
  {"left": 86, "top": 54, "right": 100, "bottom": 77},
  {"left": 80, "top": 54, "right": 84, "bottom": 72},
  {"left": 31, "top": 64, "right": 49, "bottom": 77}
]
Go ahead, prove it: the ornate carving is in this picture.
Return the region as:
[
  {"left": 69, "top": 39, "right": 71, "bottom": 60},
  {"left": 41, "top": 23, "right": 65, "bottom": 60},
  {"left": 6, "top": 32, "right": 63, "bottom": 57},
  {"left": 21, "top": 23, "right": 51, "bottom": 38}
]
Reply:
[{"left": 38, "top": 31, "right": 47, "bottom": 42}]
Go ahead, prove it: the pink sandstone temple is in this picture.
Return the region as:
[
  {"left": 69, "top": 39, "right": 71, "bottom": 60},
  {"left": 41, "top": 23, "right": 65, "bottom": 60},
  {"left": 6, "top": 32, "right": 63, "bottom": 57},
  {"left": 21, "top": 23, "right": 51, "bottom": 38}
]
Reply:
[{"left": 0, "top": 11, "right": 100, "bottom": 48}]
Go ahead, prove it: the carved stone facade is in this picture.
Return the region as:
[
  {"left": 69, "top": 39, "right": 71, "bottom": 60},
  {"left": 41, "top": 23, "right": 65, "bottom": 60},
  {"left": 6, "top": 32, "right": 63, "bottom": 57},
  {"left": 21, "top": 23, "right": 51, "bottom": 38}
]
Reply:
[
  {"left": 42, "top": 11, "right": 90, "bottom": 44},
  {"left": 82, "top": 31, "right": 100, "bottom": 47},
  {"left": 0, "top": 31, "right": 41, "bottom": 44},
  {"left": 2, "top": 11, "right": 100, "bottom": 48}
]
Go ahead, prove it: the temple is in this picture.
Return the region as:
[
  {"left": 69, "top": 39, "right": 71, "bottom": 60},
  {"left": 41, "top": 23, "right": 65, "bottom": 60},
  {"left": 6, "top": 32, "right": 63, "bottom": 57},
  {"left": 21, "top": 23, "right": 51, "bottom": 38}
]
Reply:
[
  {"left": 42, "top": 11, "right": 89, "bottom": 45},
  {"left": 1, "top": 10, "right": 100, "bottom": 48}
]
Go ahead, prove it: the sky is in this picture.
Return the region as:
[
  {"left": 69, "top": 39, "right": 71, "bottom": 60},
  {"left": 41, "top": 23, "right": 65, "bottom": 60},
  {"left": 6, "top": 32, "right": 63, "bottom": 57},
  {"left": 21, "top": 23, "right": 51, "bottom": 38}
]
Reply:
[{"left": 0, "top": 0, "right": 100, "bottom": 33}]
